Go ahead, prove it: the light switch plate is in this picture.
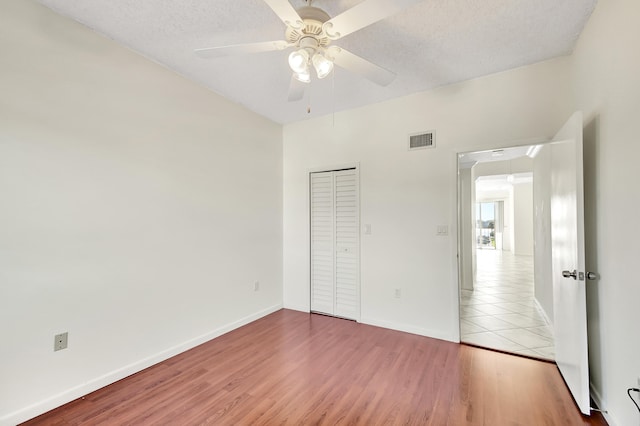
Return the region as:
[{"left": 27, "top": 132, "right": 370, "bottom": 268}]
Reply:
[{"left": 436, "top": 225, "right": 448, "bottom": 236}]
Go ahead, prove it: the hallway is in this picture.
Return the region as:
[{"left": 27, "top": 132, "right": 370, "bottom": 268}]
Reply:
[{"left": 460, "top": 249, "right": 555, "bottom": 360}]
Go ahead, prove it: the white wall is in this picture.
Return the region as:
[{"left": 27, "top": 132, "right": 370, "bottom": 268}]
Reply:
[
  {"left": 533, "top": 144, "right": 554, "bottom": 324},
  {"left": 0, "top": 1, "right": 283, "bottom": 424},
  {"left": 283, "top": 57, "right": 573, "bottom": 341},
  {"left": 508, "top": 185, "right": 516, "bottom": 253},
  {"left": 458, "top": 168, "right": 473, "bottom": 290},
  {"left": 570, "top": 0, "right": 640, "bottom": 424},
  {"left": 512, "top": 182, "right": 534, "bottom": 256},
  {"left": 472, "top": 158, "right": 533, "bottom": 177},
  {"left": 470, "top": 167, "right": 478, "bottom": 286}
]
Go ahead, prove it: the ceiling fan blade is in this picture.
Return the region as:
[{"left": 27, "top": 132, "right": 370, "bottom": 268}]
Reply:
[
  {"left": 288, "top": 75, "right": 306, "bottom": 102},
  {"left": 323, "top": 0, "right": 423, "bottom": 40},
  {"left": 263, "top": 0, "right": 304, "bottom": 29},
  {"left": 330, "top": 47, "right": 396, "bottom": 86},
  {"left": 195, "top": 40, "right": 290, "bottom": 58}
]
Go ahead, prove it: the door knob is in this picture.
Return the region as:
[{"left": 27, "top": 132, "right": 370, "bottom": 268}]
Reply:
[
  {"left": 586, "top": 272, "right": 598, "bottom": 280},
  {"left": 562, "top": 269, "right": 577, "bottom": 280}
]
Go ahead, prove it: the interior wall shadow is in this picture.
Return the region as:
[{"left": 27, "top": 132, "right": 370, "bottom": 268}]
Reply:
[{"left": 583, "top": 115, "right": 602, "bottom": 391}]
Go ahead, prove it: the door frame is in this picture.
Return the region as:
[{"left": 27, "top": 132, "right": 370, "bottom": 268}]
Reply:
[
  {"left": 308, "top": 162, "right": 361, "bottom": 322},
  {"left": 453, "top": 138, "right": 548, "bottom": 342}
]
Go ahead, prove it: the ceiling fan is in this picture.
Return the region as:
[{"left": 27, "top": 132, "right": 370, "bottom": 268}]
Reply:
[{"left": 194, "top": 0, "right": 423, "bottom": 101}]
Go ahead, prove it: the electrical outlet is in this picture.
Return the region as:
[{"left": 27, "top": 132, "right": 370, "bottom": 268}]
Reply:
[
  {"left": 54, "top": 332, "right": 68, "bottom": 351},
  {"left": 394, "top": 288, "right": 401, "bottom": 298},
  {"left": 254, "top": 281, "right": 260, "bottom": 291}
]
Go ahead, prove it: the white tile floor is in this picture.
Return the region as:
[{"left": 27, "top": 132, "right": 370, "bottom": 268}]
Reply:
[{"left": 460, "top": 249, "right": 555, "bottom": 360}]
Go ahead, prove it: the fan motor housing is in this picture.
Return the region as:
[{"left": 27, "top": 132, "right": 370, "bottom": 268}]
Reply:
[
  {"left": 297, "top": 6, "right": 330, "bottom": 22},
  {"left": 285, "top": 6, "right": 331, "bottom": 48}
]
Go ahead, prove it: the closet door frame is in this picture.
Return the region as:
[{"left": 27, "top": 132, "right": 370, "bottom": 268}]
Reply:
[{"left": 309, "top": 163, "right": 360, "bottom": 322}]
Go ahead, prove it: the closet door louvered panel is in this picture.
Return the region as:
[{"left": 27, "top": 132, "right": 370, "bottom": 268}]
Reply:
[
  {"left": 310, "top": 172, "right": 335, "bottom": 315},
  {"left": 334, "top": 170, "right": 359, "bottom": 320}
]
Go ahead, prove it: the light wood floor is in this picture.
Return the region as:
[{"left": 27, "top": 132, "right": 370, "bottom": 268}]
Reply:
[{"left": 23, "top": 309, "right": 606, "bottom": 425}]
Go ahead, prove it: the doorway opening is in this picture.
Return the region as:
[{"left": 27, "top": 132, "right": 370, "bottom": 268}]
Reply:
[
  {"left": 476, "top": 201, "right": 502, "bottom": 250},
  {"left": 458, "top": 145, "right": 555, "bottom": 360}
]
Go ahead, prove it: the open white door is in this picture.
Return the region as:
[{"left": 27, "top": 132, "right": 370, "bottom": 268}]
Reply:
[{"left": 550, "top": 111, "right": 590, "bottom": 415}]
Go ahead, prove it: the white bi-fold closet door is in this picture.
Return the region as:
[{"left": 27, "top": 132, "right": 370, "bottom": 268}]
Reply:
[{"left": 310, "top": 168, "right": 360, "bottom": 321}]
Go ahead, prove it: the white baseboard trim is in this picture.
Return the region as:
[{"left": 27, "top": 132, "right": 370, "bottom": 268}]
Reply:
[
  {"left": 1, "top": 303, "right": 283, "bottom": 426},
  {"left": 360, "top": 316, "right": 456, "bottom": 343},
  {"left": 590, "top": 383, "right": 617, "bottom": 426}
]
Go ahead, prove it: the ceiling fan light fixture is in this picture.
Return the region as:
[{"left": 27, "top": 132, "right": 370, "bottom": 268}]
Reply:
[
  {"left": 293, "top": 70, "right": 311, "bottom": 83},
  {"left": 312, "top": 52, "right": 334, "bottom": 79},
  {"left": 288, "top": 49, "right": 310, "bottom": 74}
]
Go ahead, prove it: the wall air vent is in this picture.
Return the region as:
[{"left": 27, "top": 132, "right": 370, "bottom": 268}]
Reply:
[{"left": 409, "top": 131, "right": 435, "bottom": 151}]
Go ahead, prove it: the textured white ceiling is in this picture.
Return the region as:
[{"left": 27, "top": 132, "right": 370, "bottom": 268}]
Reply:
[{"left": 37, "top": 0, "right": 597, "bottom": 124}]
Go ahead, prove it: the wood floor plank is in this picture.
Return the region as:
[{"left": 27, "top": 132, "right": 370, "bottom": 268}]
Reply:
[{"left": 21, "top": 309, "right": 607, "bottom": 425}]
